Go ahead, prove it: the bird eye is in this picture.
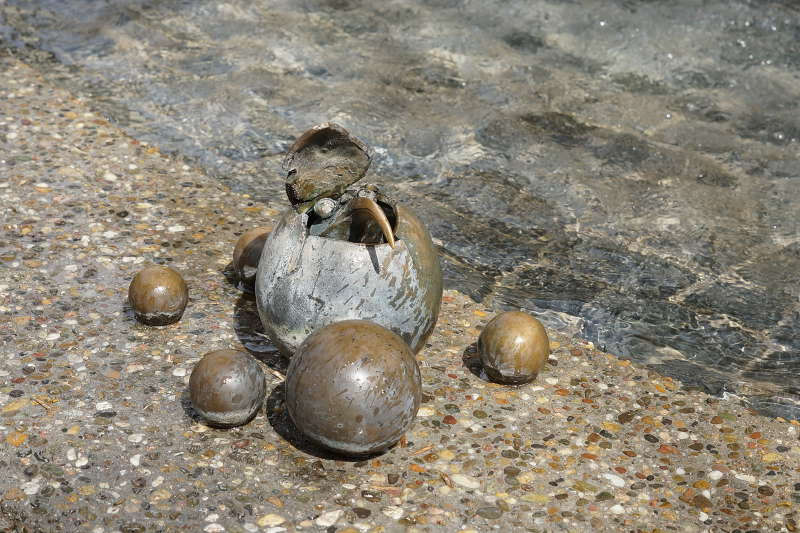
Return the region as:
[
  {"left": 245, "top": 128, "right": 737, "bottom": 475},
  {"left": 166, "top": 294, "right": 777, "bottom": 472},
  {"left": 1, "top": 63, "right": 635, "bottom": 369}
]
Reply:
[{"left": 313, "top": 197, "right": 337, "bottom": 219}]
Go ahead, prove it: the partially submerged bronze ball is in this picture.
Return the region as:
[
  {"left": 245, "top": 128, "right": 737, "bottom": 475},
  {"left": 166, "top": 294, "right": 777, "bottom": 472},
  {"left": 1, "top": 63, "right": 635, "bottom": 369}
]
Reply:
[
  {"left": 189, "top": 349, "right": 266, "bottom": 428},
  {"left": 478, "top": 311, "right": 550, "bottom": 384},
  {"left": 285, "top": 320, "right": 422, "bottom": 455},
  {"left": 256, "top": 123, "right": 442, "bottom": 356},
  {"left": 232, "top": 227, "right": 271, "bottom": 292},
  {"left": 128, "top": 265, "right": 188, "bottom": 326}
]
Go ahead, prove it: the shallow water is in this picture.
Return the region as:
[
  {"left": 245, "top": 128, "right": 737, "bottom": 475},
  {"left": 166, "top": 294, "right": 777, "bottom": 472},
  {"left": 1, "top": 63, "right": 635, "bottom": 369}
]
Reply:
[{"left": 2, "top": 0, "right": 799, "bottom": 418}]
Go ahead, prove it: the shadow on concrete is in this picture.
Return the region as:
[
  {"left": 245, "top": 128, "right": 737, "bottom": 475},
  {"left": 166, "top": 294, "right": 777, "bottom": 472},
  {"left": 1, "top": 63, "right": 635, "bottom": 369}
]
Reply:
[
  {"left": 461, "top": 341, "right": 489, "bottom": 382},
  {"left": 232, "top": 292, "right": 288, "bottom": 375},
  {"left": 179, "top": 387, "right": 204, "bottom": 425},
  {"left": 121, "top": 299, "right": 137, "bottom": 323},
  {"left": 221, "top": 260, "right": 240, "bottom": 289}
]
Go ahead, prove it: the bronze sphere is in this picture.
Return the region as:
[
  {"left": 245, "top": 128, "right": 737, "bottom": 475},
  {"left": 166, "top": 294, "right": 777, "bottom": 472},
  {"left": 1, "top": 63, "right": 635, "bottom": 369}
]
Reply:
[
  {"left": 128, "top": 265, "right": 188, "bottom": 326},
  {"left": 285, "top": 320, "right": 422, "bottom": 455},
  {"left": 189, "top": 349, "right": 266, "bottom": 428},
  {"left": 478, "top": 311, "right": 549, "bottom": 385},
  {"left": 232, "top": 227, "right": 271, "bottom": 292}
]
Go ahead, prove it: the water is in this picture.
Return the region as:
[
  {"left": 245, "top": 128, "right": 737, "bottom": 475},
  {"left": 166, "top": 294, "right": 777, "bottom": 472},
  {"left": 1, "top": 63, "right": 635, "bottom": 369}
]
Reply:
[{"left": 2, "top": 0, "right": 799, "bottom": 418}]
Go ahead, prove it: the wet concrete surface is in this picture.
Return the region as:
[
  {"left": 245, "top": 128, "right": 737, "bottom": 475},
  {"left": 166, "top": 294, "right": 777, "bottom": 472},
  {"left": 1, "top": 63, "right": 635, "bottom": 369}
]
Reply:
[
  {"left": 2, "top": 0, "right": 800, "bottom": 417},
  {"left": 4, "top": 0, "right": 800, "bottom": 420},
  {"left": 2, "top": 45, "right": 800, "bottom": 532}
]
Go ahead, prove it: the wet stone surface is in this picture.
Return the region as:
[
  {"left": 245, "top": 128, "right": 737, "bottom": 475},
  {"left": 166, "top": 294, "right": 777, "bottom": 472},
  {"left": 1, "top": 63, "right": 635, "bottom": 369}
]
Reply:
[
  {"left": 1, "top": 0, "right": 799, "bottom": 418},
  {"left": 2, "top": 56, "right": 800, "bottom": 532}
]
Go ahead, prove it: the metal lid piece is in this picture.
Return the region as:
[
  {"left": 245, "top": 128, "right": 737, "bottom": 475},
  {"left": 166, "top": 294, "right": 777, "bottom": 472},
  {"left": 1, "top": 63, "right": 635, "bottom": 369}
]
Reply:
[{"left": 283, "top": 123, "right": 371, "bottom": 210}]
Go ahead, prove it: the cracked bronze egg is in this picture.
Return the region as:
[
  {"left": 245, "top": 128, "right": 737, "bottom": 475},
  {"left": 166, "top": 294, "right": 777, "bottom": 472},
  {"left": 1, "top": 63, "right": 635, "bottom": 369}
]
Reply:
[
  {"left": 128, "top": 265, "right": 188, "bottom": 326},
  {"left": 233, "top": 227, "right": 271, "bottom": 292},
  {"left": 189, "top": 349, "right": 266, "bottom": 427},
  {"left": 285, "top": 320, "right": 421, "bottom": 455},
  {"left": 256, "top": 123, "right": 442, "bottom": 357},
  {"left": 478, "top": 311, "right": 550, "bottom": 384}
]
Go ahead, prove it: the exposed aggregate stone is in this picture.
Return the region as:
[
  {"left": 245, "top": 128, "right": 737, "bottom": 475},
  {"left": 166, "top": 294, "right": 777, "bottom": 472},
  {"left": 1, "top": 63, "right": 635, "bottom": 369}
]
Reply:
[{"left": 2, "top": 55, "right": 800, "bottom": 532}]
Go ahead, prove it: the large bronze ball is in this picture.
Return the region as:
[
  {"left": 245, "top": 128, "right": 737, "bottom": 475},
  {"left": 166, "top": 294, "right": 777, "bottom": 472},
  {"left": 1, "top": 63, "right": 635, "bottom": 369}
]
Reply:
[
  {"left": 128, "top": 265, "right": 188, "bottom": 326},
  {"left": 285, "top": 320, "right": 422, "bottom": 455},
  {"left": 189, "top": 349, "right": 266, "bottom": 428},
  {"left": 478, "top": 311, "right": 549, "bottom": 385}
]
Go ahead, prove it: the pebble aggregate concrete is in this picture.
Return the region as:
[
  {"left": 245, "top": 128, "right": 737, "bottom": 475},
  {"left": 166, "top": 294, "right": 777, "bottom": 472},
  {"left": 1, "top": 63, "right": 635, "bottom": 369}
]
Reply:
[{"left": 2, "top": 55, "right": 800, "bottom": 533}]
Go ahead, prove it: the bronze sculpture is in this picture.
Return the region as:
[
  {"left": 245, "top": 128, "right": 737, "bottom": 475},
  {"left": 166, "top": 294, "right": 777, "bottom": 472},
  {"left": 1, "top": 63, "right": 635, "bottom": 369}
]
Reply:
[{"left": 255, "top": 123, "right": 442, "bottom": 356}]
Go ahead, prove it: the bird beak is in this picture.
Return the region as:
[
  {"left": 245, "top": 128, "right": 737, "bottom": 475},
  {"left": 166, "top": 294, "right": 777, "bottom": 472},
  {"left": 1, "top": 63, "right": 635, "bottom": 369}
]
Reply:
[{"left": 350, "top": 197, "right": 395, "bottom": 248}]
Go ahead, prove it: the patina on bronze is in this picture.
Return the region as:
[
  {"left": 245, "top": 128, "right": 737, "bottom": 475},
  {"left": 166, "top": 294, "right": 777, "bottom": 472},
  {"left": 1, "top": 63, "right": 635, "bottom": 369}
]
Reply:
[
  {"left": 478, "top": 311, "right": 550, "bottom": 385},
  {"left": 283, "top": 122, "right": 371, "bottom": 213},
  {"left": 285, "top": 320, "right": 422, "bottom": 455},
  {"left": 128, "top": 265, "right": 189, "bottom": 326},
  {"left": 256, "top": 123, "right": 443, "bottom": 357},
  {"left": 189, "top": 349, "right": 266, "bottom": 428}
]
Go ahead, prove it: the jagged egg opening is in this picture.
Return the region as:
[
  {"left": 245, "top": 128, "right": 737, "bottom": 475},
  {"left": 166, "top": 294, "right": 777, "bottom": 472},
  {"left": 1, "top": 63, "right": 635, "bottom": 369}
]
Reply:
[{"left": 306, "top": 196, "right": 399, "bottom": 246}]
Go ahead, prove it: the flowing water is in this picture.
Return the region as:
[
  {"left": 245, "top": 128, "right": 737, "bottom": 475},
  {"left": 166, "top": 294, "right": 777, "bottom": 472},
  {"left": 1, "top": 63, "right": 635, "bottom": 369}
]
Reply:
[{"left": 2, "top": 0, "right": 799, "bottom": 418}]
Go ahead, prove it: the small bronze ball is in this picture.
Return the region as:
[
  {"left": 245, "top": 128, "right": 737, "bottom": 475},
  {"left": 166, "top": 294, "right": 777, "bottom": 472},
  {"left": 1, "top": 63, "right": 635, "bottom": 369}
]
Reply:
[
  {"left": 286, "top": 320, "right": 422, "bottom": 456},
  {"left": 128, "top": 265, "right": 188, "bottom": 326},
  {"left": 189, "top": 349, "right": 266, "bottom": 428},
  {"left": 233, "top": 227, "right": 271, "bottom": 292},
  {"left": 478, "top": 311, "right": 549, "bottom": 385}
]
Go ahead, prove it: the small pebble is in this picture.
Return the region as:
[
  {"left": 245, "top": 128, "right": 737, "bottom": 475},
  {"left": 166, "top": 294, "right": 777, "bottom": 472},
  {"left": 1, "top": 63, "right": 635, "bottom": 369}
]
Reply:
[
  {"left": 476, "top": 506, "right": 503, "bottom": 519},
  {"left": 602, "top": 473, "right": 625, "bottom": 487},
  {"left": 315, "top": 510, "right": 342, "bottom": 527},
  {"left": 451, "top": 474, "right": 481, "bottom": 489},
  {"left": 352, "top": 507, "right": 371, "bottom": 518},
  {"left": 382, "top": 506, "right": 404, "bottom": 520},
  {"left": 22, "top": 480, "right": 40, "bottom": 496},
  {"left": 257, "top": 514, "right": 285, "bottom": 527},
  {"left": 418, "top": 406, "right": 435, "bottom": 417},
  {"left": 693, "top": 494, "right": 712, "bottom": 509}
]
